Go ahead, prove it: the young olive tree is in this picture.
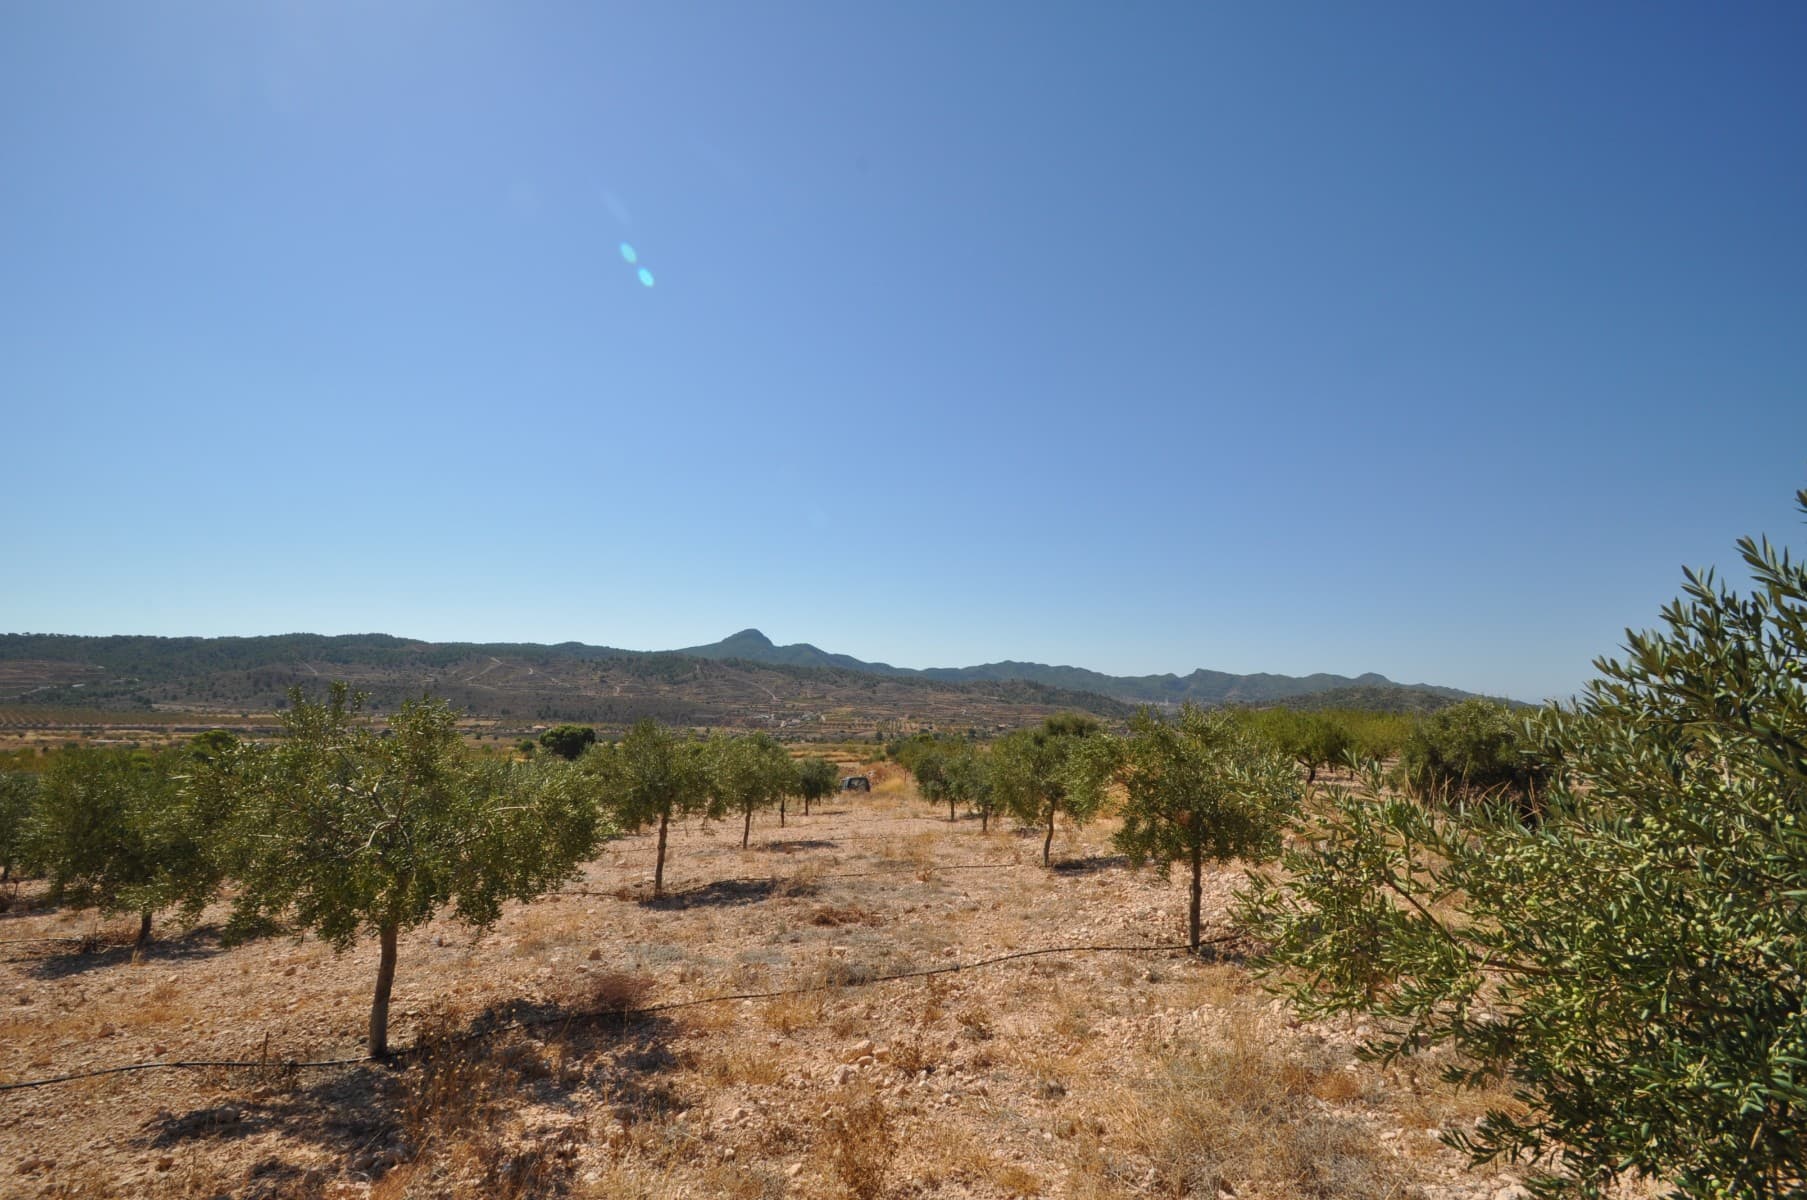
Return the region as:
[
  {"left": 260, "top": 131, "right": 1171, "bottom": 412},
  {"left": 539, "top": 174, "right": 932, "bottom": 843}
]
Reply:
[
  {"left": 1080, "top": 705, "right": 1298, "bottom": 951},
  {"left": 991, "top": 713, "right": 1102, "bottom": 864},
  {"left": 228, "top": 686, "right": 604, "bottom": 1058},
  {"left": 1266, "top": 711, "right": 1352, "bottom": 789},
  {"left": 26, "top": 747, "right": 231, "bottom": 947},
  {"left": 942, "top": 743, "right": 997, "bottom": 831},
  {"left": 711, "top": 732, "right": 792, "bottom": 849},
  {"left": 910, "top": 738, "right": 994, "bottom": 827},
  {"left": 595, "top": 719, "right": 708, "bottom": 896},
  {"left": 796, "top": 756, "right": 840, "bottom": 816},
  {"left": 1241, "top": 491, "right": 1807, "bottom": 1198}
]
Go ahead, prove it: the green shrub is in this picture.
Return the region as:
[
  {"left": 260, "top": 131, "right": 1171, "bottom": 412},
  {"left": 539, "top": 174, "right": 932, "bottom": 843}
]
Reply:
[{"left": 1243, "top": 490, "right": 1807, "bottom": 1198}]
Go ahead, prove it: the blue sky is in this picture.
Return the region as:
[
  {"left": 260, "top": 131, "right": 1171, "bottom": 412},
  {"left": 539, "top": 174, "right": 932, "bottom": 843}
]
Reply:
[{"left": 3, "top": 3, "right": 1803, "bottom": 702}]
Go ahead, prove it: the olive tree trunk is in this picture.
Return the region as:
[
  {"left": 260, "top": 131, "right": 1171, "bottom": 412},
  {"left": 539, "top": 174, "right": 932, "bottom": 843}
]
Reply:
[
  {"left": 369, "top": 920, "right": 401, "bottom": 1059},
  {"left": 742, "top": 806, "right": 753, "bottom": 849},
  {"left": 136, "top": 909, "right": 153, "bottom": 950},
  {"left": 654, "top": 810, "right": 670, "bottom": 897},
  {"left": 1042, "top": 804, "right": 1056, "bottom": 865},
  {"left": 948, "top": 797, "right": 956, "bottom": 823},
  {"left": 1188, "top": 839, "right": 1204, "bottom": 952}
]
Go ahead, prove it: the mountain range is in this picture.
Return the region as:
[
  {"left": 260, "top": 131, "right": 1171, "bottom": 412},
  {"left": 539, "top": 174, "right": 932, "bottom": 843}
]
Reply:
[
  {"left": 0, "top": 629, "right": 1484, "bottom": 736},
  {"left": 678, "top": 629, "right": 1475, "bottom": 707}
]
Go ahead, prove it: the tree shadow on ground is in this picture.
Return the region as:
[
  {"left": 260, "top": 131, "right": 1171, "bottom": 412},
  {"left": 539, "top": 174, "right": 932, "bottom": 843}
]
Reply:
[
  {"left": 638, "top": 877, "right": 813, "bottom": 910},
  {"left": 1050, "top": 854, "right": 1132, "bottom": 875},
  {"left": 135, "top": 999, "right": 684, "bottom": 1197},
  {"left": 24, "top": 923, "right": 228, "bottom": 980},
  {"left": 758, "top": 839, "right": 837, "bottom": 853}
]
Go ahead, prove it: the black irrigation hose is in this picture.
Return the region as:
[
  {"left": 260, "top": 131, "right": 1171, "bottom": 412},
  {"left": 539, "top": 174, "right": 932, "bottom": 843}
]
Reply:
[{"left": 0, "top": 939, "right": 1215, "bottom": 1094}]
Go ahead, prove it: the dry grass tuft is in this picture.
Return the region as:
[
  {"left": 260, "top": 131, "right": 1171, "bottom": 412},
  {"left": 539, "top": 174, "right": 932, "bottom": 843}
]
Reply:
[
  {"left": 387, "top": 1016, "right": 585, "bottom": 1200},
  {"left": 810, "top": 904, "right": 882, "bottom": 928},
  {"left": 821, "top": 1085, "right": 897, "bottom": 1200},
  {"left": 776, "top": 861, "right": 828, "bottom": 897},
  {"left": 558, "top": 970, "right": 656, "bottom": 1017},
  {"left": 695, "top": 1042, "right": 786, "bottom": 1088},
  {"left": 1103, "top": 1022, "right": 1401, "bottom": 1200},
  {"left": 761, "top": 988, "right": 826, "bottom": 1034}
]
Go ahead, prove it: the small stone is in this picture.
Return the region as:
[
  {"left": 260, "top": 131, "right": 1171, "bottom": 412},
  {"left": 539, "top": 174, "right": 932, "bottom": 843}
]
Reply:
[
  {"left": 588, "top": 948, "right": 603, "bottom": 961},
  {"left": 786, "top": 1163, "right": 803, "bottom": 1179},
  {"left": 155, "top": 1156, "right": 175, "bottom": 1172}
]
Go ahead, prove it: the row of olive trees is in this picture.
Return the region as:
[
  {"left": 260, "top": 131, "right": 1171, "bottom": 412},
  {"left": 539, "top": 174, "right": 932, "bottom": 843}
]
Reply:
[
  {"left": 584, "top": 721, "right": 840, "bottom": 895},
  {"left": 4, "top": 687, "right": 606, "bottom": 1057},
  {"left": 1235, "top": 702, "right": 1543, "bottom": 802},
  {"left": 4, "top": 702, "right": 848, "bottom": 1058},
  {"left": 893, "top": 710, "right": 1302, "bottom": 953}
]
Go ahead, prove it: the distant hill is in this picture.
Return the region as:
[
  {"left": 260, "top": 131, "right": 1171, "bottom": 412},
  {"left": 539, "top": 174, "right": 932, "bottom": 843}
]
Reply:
[
  {"left": 675, "top": 629, "right": 1481, "bottom": 708},
  {"left": 0, "top": 632, "right": 1132, "bottom": 737},
  {"left": 0, "top": 628, "right": 1493, "bottom": 737},
  {"left": 1253, "top": 684, "right": 1498, "bottom": 715}
]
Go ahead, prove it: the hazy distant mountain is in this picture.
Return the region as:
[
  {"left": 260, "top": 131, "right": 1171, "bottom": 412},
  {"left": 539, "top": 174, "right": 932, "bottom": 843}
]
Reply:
[
  {"left": 674, "top": 629, "right": 1479, "bottom": 707},
  {"left": 0, "top": 628, "right": 1485, "bottom": 729}
]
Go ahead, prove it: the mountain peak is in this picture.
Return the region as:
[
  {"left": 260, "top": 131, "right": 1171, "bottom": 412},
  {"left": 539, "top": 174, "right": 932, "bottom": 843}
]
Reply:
[{"left": 722, "top": 628, "right": 774, "bottom": 648}]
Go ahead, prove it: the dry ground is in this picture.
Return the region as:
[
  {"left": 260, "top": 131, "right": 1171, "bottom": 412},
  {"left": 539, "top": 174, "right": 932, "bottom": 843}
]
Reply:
[{"left": 2, "top": 771, "right": 1546, "bottom": 1200}]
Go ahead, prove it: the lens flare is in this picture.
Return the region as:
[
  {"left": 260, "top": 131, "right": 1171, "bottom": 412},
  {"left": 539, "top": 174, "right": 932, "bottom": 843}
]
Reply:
[
  {"left": 637, "top": 267, "right": 655, "bottom": 288},
  {"left": 619, "top": 242, "right": 638, "bottom": 265}
]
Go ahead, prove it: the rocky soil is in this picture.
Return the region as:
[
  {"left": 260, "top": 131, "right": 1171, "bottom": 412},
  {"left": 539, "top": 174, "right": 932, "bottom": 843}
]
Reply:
[{"left": 1, "top": 776, "right": 1579, "bottom": 1199}]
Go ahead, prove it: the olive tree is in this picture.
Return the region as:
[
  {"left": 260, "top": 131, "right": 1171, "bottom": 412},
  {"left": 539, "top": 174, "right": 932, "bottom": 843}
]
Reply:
[
  {"left": 1399, "top": 698, "right": 1544, "bottom": 806},
  {"left": 228, "top": 685, "right": 604, "bottom": 1057},
  {"left": 942, "top": 743, "right": 997, "bottom": 831},
  {"left": 991, "top": 713, "right": 1102, "bottom": 864},
  {"left": 1266, "top": 711, "right": 1352, "bottom": 789},
  {"left": 595, "top": 719, "right": 709, "bottom": 896},
  {"left": 1241, "top": 492, "right": 1807, "bottom": 1198},
  {"left": 1079, "top": 705, "right": 1298, "bottom": 951},
  {"left": 796, "top": 756, "right": 839, "bottom": 816},
  {"left": 26, "top": 747, "right": 231, "bottom": 947},
  {"left": 710, "top": 732, "right": 793, "bottom": 849}
]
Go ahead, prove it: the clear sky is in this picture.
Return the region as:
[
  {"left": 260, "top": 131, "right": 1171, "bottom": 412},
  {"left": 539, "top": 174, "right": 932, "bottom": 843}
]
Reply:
[{"left": 3, "top": 3, "right": 1803, "bottom": 702}]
